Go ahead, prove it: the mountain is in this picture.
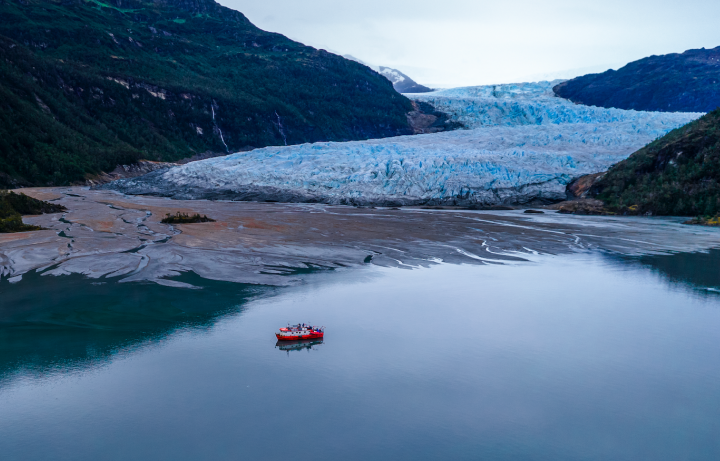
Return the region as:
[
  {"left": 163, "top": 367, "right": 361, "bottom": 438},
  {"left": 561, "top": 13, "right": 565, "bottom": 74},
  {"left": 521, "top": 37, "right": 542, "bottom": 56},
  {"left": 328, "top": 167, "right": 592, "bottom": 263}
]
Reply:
[
  {"left": 377, "top": 67, "right": 433, "bottom": 93},
  {"left": 553, "top": 46, "right": 720, "bottom": 113},
  {"left": 0, "top": 0, "right": 413, "bottom": 187},
  {"left": 342, "top": 56, "right": 432, "bottom": 93},
  {"left": 103, "top": 82, "right": 697, "bottom": 207},
  {"left": 590, "top": 108, "right": 720, "bottom": 216}
]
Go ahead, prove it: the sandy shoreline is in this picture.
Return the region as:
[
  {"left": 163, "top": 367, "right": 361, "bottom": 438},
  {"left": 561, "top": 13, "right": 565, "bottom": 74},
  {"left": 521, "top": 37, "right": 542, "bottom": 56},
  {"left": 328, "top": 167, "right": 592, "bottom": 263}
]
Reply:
[{"left": 1, "top": 187, "right": 718, "bottom": 287}]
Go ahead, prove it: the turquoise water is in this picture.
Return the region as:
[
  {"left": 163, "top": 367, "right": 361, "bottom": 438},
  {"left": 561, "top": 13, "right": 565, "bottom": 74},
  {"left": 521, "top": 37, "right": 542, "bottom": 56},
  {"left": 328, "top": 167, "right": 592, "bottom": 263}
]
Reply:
[{"left": 1, "top": 250, "right": 720, "bottom": 460}]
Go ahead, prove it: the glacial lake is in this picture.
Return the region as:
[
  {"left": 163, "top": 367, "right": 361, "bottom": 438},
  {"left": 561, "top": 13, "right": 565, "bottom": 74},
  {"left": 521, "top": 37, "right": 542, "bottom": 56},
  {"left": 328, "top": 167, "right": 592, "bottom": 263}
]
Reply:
[{"left": 1, "top": 249, "right": 720, "bottom": 460}]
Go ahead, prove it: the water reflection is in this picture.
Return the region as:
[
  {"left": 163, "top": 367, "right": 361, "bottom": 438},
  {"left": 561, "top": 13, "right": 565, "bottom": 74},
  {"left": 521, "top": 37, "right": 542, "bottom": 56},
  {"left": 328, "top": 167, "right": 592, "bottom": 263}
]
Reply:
[
  {"left": 610, "top": 248, "right": 720, "bottom": 296},
  {"left": 275, "top": 339, "right": 324, "bottom": 354},
  {"left": 3, "top": 249, "right": 720, "bottom": 460},
  {"left": 1, "top": 248, "right": 718, "bottom": 385},
  {"left": 0, "top": 271, "right": 272, "bottom": 382}
]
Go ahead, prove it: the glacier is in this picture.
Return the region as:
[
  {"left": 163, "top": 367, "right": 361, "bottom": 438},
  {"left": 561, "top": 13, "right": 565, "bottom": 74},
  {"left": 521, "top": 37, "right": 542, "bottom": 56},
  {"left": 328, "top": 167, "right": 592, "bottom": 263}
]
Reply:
[
  {"left": 406, "top": 80, "right": 697, "bottom": 129},
  {"left": 104, "top": 81, "right": 702, "bottom": 206}
]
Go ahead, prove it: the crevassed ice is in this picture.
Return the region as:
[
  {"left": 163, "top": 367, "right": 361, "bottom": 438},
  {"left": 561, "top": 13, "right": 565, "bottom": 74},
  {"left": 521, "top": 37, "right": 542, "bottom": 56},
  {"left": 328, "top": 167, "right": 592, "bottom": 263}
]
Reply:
[
  {"left": 407, "top": 80, "right": 702, "bottom": 129},
  {"left": 109, "top": 81, "right": 702, "bottom": 206}
]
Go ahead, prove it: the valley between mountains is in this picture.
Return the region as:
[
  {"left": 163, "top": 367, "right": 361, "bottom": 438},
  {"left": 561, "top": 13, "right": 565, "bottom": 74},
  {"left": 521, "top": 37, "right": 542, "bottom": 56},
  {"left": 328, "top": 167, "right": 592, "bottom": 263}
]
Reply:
[
  {"left": 3, "top": 3, "right": 720, "bottom": 460},
  {"left": 2, "top": 0, "right": 720, "bottom": 235}
]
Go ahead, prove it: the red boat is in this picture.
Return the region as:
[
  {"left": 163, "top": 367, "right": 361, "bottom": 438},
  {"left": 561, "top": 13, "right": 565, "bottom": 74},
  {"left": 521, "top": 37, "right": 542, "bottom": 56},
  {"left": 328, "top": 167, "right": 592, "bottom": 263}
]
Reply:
[{"left": 276, "top": 323, "right": 324, "bottom": 341}]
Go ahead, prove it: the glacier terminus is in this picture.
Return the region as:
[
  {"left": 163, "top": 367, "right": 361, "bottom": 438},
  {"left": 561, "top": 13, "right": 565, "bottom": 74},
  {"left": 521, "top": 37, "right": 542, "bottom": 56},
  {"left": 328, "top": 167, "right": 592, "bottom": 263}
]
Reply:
[{"left": 104, "top": 81, "right": 701, "bottom": 207}]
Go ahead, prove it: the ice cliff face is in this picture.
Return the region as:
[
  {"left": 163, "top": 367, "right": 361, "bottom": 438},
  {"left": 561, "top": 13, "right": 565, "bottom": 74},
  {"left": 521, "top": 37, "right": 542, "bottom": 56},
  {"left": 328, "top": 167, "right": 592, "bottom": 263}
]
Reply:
[{"left": 105, "top": 82, "right": 702, "bottom": 206}]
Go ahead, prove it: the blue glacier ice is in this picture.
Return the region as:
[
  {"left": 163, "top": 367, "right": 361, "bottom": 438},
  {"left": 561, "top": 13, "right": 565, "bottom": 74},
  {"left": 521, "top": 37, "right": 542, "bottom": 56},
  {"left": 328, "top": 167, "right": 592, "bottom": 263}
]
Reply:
[
  {"left": 408, "top": 80, "right": 696, "bottom": 129},
  {"left": 105, "top": 81, "right": 702, "bottom": 206}
]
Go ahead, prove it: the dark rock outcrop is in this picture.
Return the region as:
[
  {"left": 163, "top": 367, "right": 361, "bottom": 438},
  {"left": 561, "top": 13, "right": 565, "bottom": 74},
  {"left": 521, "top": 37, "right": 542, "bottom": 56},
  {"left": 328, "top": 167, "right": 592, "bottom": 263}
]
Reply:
[
  {"left": 86, "top": 160, "right": 181, "bottom": 186},
  {"left": 566, "top": 172, "right": 605, "bottom": 199},
  {"left": 550, "top": 199, "right": 609, "bottom": 215},
  {"left": 406, "top": 101, "right": 465, "bottom": 134}
]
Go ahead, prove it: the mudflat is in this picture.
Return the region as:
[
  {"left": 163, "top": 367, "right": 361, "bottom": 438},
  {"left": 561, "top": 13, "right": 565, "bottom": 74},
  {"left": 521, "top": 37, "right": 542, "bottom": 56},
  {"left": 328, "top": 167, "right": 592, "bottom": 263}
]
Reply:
[{"left": 1, "top": 187, "right": 718, "bottom": 287}]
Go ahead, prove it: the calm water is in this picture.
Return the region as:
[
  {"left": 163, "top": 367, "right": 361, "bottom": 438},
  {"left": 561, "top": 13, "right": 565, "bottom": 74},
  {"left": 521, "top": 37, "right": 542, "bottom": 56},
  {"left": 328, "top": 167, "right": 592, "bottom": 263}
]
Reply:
[{"left": 1, "top": 250, "right": 720, "bottom": 460}]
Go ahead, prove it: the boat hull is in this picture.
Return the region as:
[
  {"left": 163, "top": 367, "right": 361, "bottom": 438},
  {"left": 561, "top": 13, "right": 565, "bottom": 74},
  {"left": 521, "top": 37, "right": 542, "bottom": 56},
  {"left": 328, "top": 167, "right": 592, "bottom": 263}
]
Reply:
[
  {"left": 276, "top": 332, "right": 324, "bottom": 341},
  {"left": 275, "top": 339, "right": 324, "bottom": 351}
]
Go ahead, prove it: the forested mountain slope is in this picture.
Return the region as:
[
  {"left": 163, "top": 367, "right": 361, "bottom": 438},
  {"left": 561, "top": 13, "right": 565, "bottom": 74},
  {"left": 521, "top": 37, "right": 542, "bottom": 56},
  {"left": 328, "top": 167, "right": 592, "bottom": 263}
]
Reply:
[
  {"left": 554, "top": 46, "right": 720, "bottom": 113},
  {"left": 590, "top": 109, "right": 720, "bottom": 216},
  {"left": 0, "top": 0, "right": 413, "bottom": 186}
]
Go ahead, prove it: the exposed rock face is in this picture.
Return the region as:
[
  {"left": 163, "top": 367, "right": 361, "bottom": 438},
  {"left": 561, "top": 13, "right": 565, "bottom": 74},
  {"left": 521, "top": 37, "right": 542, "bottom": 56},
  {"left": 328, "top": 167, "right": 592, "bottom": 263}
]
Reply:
[
  {"left": 553, "top": 46, "right": 720, "bottom": 113},
  {"left": 406, "top": 101, "right": 464, "bottom": 134},
  {"left": 566, "top": 172, "right": 605, "bottom": 199},
  {"left": 550, "top": 199, "right": 608, "bottom": 215},
  {"left": 86, "top": 160, "right": 180, "bottom": 186},
  {"left": 85, "top": 150, "right": 242, "bottom": 186},
  {"left": 102, "top": 82, "right": 699, "bottom": 207}
]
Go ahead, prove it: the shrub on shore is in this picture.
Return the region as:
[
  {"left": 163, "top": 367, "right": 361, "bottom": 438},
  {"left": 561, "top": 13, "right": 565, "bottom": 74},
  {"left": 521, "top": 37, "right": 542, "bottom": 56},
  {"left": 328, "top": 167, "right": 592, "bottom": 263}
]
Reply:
[
  {"left": 0, "top": 190, "right": 66, "bottom": 232},
  {"left": 161, "top": 212, "right": 216, "bottom": 224},
  {"left": 683, "top": 215, "right": 720, "bottom": 226}
]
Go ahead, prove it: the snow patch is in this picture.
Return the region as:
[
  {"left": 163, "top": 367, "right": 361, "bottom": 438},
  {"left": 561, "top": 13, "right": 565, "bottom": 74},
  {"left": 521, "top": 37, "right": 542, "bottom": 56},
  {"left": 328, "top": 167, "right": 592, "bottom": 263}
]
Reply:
[{"left": 378, "top": 67, "right": 406, "bottom": 84}]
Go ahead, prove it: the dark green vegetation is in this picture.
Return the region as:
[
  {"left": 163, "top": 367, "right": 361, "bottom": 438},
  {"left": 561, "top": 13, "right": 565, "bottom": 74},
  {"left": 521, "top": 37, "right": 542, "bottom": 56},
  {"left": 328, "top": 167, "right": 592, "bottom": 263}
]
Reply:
[
  {"left": 0, "top": 0, "right": 413, "bottom": 187},
  {"left": 590, "top": 109, "right": 720, "bottom": 217},
  {"left": 554, "top": 46, "right": 720, "bottom": 113},
  {"left": 161, "top": 212, "right": 215, "bottom": 224},
  {"left": 0, "top": 190, "right": 66, "bottom": 232},
  {"left": 682, "top": 216, "right": 720, "bottom": 226}
]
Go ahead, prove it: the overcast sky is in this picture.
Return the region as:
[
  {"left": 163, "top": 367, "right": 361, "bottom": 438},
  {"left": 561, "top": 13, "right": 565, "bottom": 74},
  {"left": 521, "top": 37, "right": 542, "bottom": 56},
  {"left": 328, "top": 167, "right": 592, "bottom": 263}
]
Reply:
[{"left": 219, "top": 0, "right": 720, "bottom": 88}]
